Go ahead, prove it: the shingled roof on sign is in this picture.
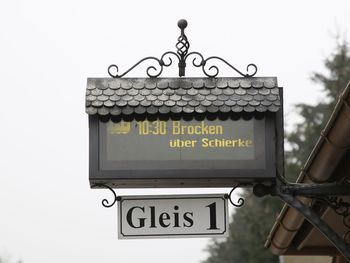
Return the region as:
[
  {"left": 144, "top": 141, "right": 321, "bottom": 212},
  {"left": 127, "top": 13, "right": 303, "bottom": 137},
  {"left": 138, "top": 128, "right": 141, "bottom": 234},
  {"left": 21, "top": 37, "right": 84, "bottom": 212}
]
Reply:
[{"left": 85, "top": 77, "right": 281, "bottom": 116}]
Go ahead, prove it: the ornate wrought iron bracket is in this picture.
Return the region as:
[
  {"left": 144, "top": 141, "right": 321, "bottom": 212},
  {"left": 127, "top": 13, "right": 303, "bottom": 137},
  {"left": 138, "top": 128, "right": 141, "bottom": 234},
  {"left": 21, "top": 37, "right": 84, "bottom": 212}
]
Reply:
[
  {"left": 279, "top": 182, "right": 350, "bottom": 237},
  {"left": 253, "top": 176, "right": 350, "bottom": 260},
  {"left": 225, "top": 185, "right": 248, "bottom": 207},
  {"left": 94, "top": 183, "right": 248, "bottom": 208},
  {"left": 93, "top": 184, "right": 121, "bottom": 208},
  {"left": 277, "top": 191, "right": 350, "bottom": 260},
  {"left": 108, "top": 19, "right": 258, "bottom": 78}
]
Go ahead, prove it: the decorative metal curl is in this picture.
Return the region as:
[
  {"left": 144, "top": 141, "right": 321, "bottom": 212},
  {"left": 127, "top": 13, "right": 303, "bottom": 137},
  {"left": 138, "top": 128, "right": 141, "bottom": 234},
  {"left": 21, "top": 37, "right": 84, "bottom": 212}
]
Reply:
[
  {"left": 317, "top": 197, "right": 350, "bottom": 225},
  {"left": 227, "top": 185, "right": 245, "bottom": 207},
  {"left": 185, "top": 52, "right": 257, "bottom": 78},
  {"left": 315, "top": 196, "right": 350, "bottom": 244},
  {"left": 277, "top": 192, "right": 350, "bottom": 260},
  {"left": 107, "top": 19, "right": 258, "bottom": 79},
  {"left": 108, "top": 52, "right": 181, "bottom": 78},
  {"left": 108, "top": 56, "right": 167, "bottom": 79},
  {"left": 93, "top": 184, "right": 121, "bottom": 208}
]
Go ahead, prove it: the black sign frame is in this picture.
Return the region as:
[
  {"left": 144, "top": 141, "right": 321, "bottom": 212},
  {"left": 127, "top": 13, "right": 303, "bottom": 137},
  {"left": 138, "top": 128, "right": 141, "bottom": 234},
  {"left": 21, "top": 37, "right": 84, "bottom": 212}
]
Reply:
[{"left": 89, "top": 93, "right": 284, "bottom": 188}]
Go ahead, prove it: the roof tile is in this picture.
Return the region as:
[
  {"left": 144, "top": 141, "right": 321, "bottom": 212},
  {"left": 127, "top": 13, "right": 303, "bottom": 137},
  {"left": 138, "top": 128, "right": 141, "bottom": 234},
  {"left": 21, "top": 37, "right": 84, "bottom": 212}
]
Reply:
[
  {"left": 110, "top": 106, "right": 121, "bottom": 115},
  {"left": 164, "top": 100, "right": 176, "bottom": 107},
  {"left": 217, "top": 79, "right": 228, "bottom": 89},
  {"left": 206, "top": 94, "right": 217, "bottom": 101},
  {"left": 195, "top": 105, "right": 206, "bottom": 113},
  {"left": 213, "top": 100, "right": 224, "bottom": 107},
  {"left": 128, "top": 99, "right": 140, "bottom": 107},
  {"left": 115, "top": 100, "right": 127, "bottom": 107},
  {"left": 171, "top": 105, "right": 182, "bottom": 114},
  {"left": 192, "top": 79, "right": 204, "bottom": 89},
  {"left": 86, "top": 78, "right": 280, "bottom": 116},
  {"left": 139, "top": 89, "right": 151, "bottom": 96},
  {"left": 134, "top": 94, "right": 145, "bottom": 101},
  {"left": 92, "top": 100, "right": 103, "bottom": 107},
  {"left": 159, "top": 105, "right": 170, "bottom": 114},
  {"left": 97, "top": 107, "right": 109, "bottom": 115},
  {"left": 128, "top": 88, "right": 139, "bottom": 96},
  {"left": 219, "top": 105, "right": 231, "bottom": 113},
  {"left": 259, "top": 88, "right": 271, "bottom": 95},
  {"left": 115, "top": 89, "right": 127, "bottom": 96},
  {"left": 133, "top": 80, "right": 145, "bottom": 90},
  {"left": 86, "top": 95, "right": 97, "bottom": 102},
  {"left": 103, "top": 88, "right": 115, "bottom": 96},
  {"left": 225, "top": 100, "right": 236, "bottom": 106},
  {"left": 120, "top": 80, "right": 132, "bottom": 90},
  {"left": 97, "top": 95, "right": 109, "bottom": 102},
  {"left": 176, "top": 100, "right": 187, "bottom": 107},
  {"left": 240, "top": 79, "right": 252, "bottom": 88},
  {"left": 188, "top": 99, "right": 200, "bottom": 106},
  {"left": 147, "top": 105, "right": 158, "bottom": 114},
  {"left": 152, "top": 100, "right": 163, "bottom": 107},
  {"left": 223, "top": 89, "right": 234, "bottom": 96},
  {"left": 207, "top": 105, "right": 218, "bottom": 113},
  {"left": 247, "top": 88, "right": 259, "bottom": 95},
  {"left": 183, "top": 105, "right": 194, "bottom": 113},
  {"left": 104, "top": 100, "right": 115, "bottom": 107},
  {"left": 109, "top": 95, "right": 121, "bottom": 102},
  {"left": 135, "top": 106, "right": 146, "bottom": 114},
  {"left": 140, "top": 100, "right": 151, "bottom": 107},
  {"left": 91, "top": 89, "right": 103, "bottom": 96},
  {"left": 211, "top": 88, "right": 222, "bottom": 95},
  {"left": 188, "top": 88, "right": 198, "bottom": 96},
  {"left": 122, "top": 106, "right": 134, "bottom": 115},
  {"left": 204, "top": 79, "right": 216, "bottom": 89}
]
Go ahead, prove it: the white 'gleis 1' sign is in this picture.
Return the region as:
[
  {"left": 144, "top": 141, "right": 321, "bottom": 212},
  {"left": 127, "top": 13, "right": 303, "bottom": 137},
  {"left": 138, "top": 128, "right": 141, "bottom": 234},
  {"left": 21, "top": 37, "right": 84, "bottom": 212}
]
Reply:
[{"left": 118, "top": 194, "right": 229, "bottom": 239}]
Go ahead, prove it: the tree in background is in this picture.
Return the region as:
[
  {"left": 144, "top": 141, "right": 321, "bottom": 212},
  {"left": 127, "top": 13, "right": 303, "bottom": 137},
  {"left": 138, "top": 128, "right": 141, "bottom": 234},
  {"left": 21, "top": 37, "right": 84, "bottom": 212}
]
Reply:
[
  {"left": 286, "top": 39, "right": 350, "bottom": 181},
  {"left": 203, "top": 39, "right": 350, "bottom": 263},
  {"left": 0, "top": 253, "right": 23, "bottom": 263},
  {"left": 0, "top": 258, "right": 22, "bottom": 263},
  {"left": 204, "top": 191, "right": 282, "bottom": 263}
]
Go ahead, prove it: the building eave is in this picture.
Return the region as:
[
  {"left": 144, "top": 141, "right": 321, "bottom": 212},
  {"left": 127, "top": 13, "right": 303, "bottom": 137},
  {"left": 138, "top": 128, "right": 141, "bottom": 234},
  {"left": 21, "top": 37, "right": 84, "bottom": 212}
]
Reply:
[{"left": 265, "top": 80, "right": 350, "bottom": 255}]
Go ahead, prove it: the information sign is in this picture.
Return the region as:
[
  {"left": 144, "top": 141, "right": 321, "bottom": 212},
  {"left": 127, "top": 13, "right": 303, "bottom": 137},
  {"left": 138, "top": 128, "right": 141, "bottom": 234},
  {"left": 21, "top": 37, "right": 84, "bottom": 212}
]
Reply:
[
  {"left": 118, "top": 194, "right": 228, "bottom": 239},
  {"left": 103, "top": 119, "right": 254, "bottom": 162},
  {"left": 89, "top": 115, "right": 277, "bottom": 188}
]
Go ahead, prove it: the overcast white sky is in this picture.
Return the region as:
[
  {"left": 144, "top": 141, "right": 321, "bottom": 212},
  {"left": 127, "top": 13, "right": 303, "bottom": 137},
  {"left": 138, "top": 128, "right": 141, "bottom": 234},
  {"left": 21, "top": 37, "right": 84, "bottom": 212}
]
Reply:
[{"left": 1, "top": 0, "right": 350, "bottom": 262}]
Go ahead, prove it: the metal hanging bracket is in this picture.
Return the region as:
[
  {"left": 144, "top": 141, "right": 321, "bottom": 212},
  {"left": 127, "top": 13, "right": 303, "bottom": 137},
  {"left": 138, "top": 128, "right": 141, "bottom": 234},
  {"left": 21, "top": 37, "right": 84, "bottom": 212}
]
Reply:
[
  {"left": 250, "top": 175, "right": 350, "bottom": 261},
  {"left": 225, "top": 184, "right": 247, "bottom": 207},
  {"left": 107, "top": 19, "right": 258, "bottom": 78},
  {"left": 93, "top": 184, "right": 121, "bottom": 208}
]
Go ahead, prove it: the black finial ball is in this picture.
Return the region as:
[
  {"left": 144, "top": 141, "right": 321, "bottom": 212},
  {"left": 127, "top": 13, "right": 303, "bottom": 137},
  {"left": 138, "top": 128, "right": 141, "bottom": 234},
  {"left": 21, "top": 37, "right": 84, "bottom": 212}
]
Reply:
[{"left": 178, "top": 19, "right": 188, "bottom": 29}]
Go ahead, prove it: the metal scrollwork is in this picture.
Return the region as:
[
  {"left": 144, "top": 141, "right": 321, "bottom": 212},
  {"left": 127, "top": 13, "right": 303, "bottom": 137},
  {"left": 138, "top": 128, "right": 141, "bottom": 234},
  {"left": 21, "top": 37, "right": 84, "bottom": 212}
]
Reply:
[
  {"left": 275, "top": 174, "right": 350, "bottom": 249},
  {"left": 93, "top": 184, "right": 121, "bottom": 208},
  {"left": 227, "top": 185, "right": 245, "bottom": 207},
  {"left": 108, "top": 52, "right": 181, "bottom": 79},
  {"left": 277, "top": 192, "right": 350, "bottom": 260},
  {"left": 108, "top": 57, "right": 166, "bottom": 79},
  {"left": 107, "top": 19, "right": 258, "bottom": 78},
  {"left": 326, "top": 197, "right": 350, "bottom": 220},
  {"left": 316, "top": 196, "right": 350, "bottom": 244},
  {"left": 185, "top": 53, "right": 257, "bottom": 78}
]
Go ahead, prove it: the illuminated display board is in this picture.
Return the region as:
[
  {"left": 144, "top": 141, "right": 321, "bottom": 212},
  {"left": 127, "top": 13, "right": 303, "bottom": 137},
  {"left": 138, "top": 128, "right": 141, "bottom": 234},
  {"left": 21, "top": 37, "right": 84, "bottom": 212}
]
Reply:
[
  {"left": 103, "top": 119, "right": 255, "bottom": 162},
  {"left": 86, "top": 77, "right": 283, "bottom": 188},
  {"left": 89, "top": 115, "right": 278, "bottom": 188}
]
